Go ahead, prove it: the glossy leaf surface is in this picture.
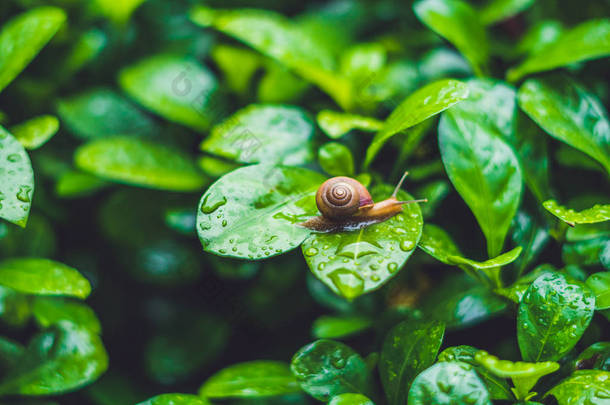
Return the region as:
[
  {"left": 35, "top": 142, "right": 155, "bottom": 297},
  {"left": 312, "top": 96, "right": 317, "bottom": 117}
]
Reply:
[
  {"left": 517, "top": 273, "right": 595, "bottom": 361},
  {"left": 546, "top": 370, "right": 610, "bottom": 405},
  {"left": 317, "top": 111, "right": 383, "bottom": 139},
  {"left": 0, "top": 258, "right": 90, "bottom": 299},
  {"left": 10, "top": 115, "right": 59, "bottom": 150},
  {"left": 291, "top": 340, "right": 373, "bottom": 401},
  {"left": 0, "top": 126, "right": 34, "bottom": 227},
  {"left": 407, "top": 361, "right": 492, "bottom": 405},
  {"left": 518, "top": 77, "right": 610, "bottom": 174},
  {"left": 585, "top": 272, "right": 610, "bottom": 309},
  {"left": 197, "top": 164, "right": 325, "bottom": 259},
  {"left": 543, "top": 200, "right": 610, "bottom": 226}
]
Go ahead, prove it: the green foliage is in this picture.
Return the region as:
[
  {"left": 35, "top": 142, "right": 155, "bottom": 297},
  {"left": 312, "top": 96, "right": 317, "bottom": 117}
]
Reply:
[{"left": 0, "top": 0, "right": 608, "bottom": 403}]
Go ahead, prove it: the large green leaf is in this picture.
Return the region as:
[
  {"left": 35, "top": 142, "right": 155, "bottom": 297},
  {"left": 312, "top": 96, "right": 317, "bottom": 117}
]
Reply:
[
  {"left": 10, "top": 115, "right": 59, "bottom": 150},
  {"left": 317, "top": 111, "right": 383, "bottom": 139},
  {"left": 438, "top": 346, "right": 513, "bottom": 400},
  {"left": 0, "top": 126, "right": 34, "bottom": 227},
  {"left": 302, "top": 185, "right": 423, "bottom": 300},
  {"left": 118, "top": 54, "right": 220, "bottom": 131},
  {"left": 518, "top": 273, "right": 595, "bottom": 362},
  {"left": 197, "top": 164, "right": 325, "bottom": 259},
  {"left": 414, "top": 0, "right": 489, "bottom": 76},
  {"left": 200, "top": 104, "right": 314, "bottom": 165},
  {"left": 189, "top": 7, "right": 352, "bottom": 109},
  {"left": 439, "top": 107, "right": 523, "bottom": 257},
  {"left": 586, "top": 272, "right": 610, "bottom": 310},
  {"left": 508, "top": 19, "right": 610, "bottom": 81},
  {"left": 75, "top": 136, "right": 206, "bottom": 191},
  {"left": 0, "top": 321, "right": 108, "bottom": 395},
  {"left": 474, "top": 350, "right": 559, "bottom": 400},
  {"left": 379, "top": 320, "right": 445, "bottom": 405},
  {"left": 57, "top": 88, "right": 158, "bottom": 140},
  {"left": 0, "top": 258, "right": 90, "bottom": 299},
  {"left": 546, "top": 370, "right": 610, "bottom": 405},
  {"left": 407, "top": 362, "right": 492, "bottom": 405},
  {"left": 291, "top": 340, "right": 373, "bottom": 401},
  {"left": 518, "top": 77, "right": 610, "bottom": 174},
  {"left": 479, "top": 0, "right": 534, "bottom": 26},
  {"left": 199, "top": 361, "right": 300, "bottom": 398},
  {"left": 0, "top": 7, "right": 66, "bottom": 93},
  {"left": 137, "top": 394, "right": 210, "bottom": 405},
  {"left": 364, "top": 79, "right": 468, "bottom": 168},
  {"left": 543, "top": 200, "right": 610, "bottom": 226}
]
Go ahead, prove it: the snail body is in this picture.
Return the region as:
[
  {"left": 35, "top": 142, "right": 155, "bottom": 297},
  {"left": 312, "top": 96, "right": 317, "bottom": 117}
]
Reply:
[{"left": 300, "top": 172, "right": 425, "bottom": 233}]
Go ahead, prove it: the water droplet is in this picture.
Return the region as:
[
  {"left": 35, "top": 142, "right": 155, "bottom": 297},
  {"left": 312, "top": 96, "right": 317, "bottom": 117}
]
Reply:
[
  {"left": 400, "top": 240, "right": 415, "bottom": 251},
  {"left": 371, "top": 274, "right": 380, "bottom": 282},
  {"left": 304, "top": 247, "right": 318, "bottom": 257},
  {"left": 7, "top": 154, "right": 21, "bottom": 163},
  {"left": 317, "top": 263, "right": 326, "bottom": 271},
  {"left": 331, "top": 357, "right": 346, "bottom": 369},
  {"left": 16, "top": 185, "right": 31, "bottom": 203},
  {"left": 387, "top": 262, "right": 398, "bottom": 273},
  {"left": 200, "top": 194, "right": 227, "bottom": 214},
  {"left": 221, "top": 219, "right": 227, "bottom": 227},
  {"left": 328, "top": 268, "right": 364, "bottom": 299}
]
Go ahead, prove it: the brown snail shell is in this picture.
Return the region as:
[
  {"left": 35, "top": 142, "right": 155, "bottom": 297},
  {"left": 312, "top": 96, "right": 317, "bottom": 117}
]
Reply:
[
  {"left": 300, "top": 172, "right": 426, "bottom": 233},
  {"left": 315, "top": 177, "right": 373, "bottom": 220}
]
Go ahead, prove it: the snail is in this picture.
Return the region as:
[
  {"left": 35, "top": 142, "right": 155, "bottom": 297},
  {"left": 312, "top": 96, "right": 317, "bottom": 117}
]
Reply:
[{"left": 300, "top": 171, "right": 426, "bottom": 232}]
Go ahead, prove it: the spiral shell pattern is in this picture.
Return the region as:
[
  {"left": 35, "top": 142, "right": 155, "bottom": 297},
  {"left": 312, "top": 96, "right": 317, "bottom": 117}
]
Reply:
[{"left": 316, "top": 177, "right": 371, "bottom": 220}]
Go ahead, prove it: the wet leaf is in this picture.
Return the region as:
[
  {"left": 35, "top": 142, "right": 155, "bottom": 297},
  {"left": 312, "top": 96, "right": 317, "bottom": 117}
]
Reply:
[
  {"left": 407, "top": 361, "right": 492, "bottom": 405},
  {"left": 0, "top": 7, "right": 66, "bottom": 93},
  {"left": 518, "top": 76, "right": 610, "bottom": 174},
  {"left": 585, "top": 272, "right": 610, "bottom": 310},
  {"left": 312, "top": 316, "right": 372, "bottom": 339},
  {"left": 302, "top": 185, "right": 422, "bottom": 300},
  {"left": 379, "top": 320, "right": 445, "bottom": 405},
  {"left": 318, "top": 143, "right": 354, "bottom": 177},
  {"left": 0, "top": 258, "right": 90, "bottom": 299},
  {"left": 414, "top": 0, "right": 489, "bottom": 76},
  {"left": 0, "top": 321, "right": 108, "bottom": 395},
  {"left": 0, "top": 126, "right": 34, "bottom": 227},
  {"left": 75, "top": 136, "right": 206, "bottom": 191},
  {"left": 57, "top": 88, "right": 158, "bottom": 140},
  {"left": 199, "top": 361, "right": 300, "bottom": 398},
  {"left": 543, "top": 200, "right": 610, "bottom": 227},
  {"left": 574, "top": 342, "right": 610, "bottom": 372},
  {"left": 518, "top": 272, "right": 595, "bottom": 362},
  {"left": 200, "top": 104, "right": 314, "bottom": 165},
  {"left": 475, "top": 350, "right": 559, "bottom": 400},
  {"left": 439, "top": 104, "right": 523, "bottom": 257},
  {"left": 317, "top": 111, "right": 383, "bottom": 139},
  {"left": 119, "top": 54, "right": 220, "bottom": 131},
  {"left": 545, "top": 370, "right": 610, "bottom": 405},
  {"left": 291, "top": 340, "right": 373, "bottom": 401},
  {"left": 10, "top": 115, "right": 59, "bottom": 150},
  {"left": 197, "top": 164, "right": 325, "bottom": 259},
  {"left": 364, "top": 79, "right": 468, "bottom": 168},
  {"left": 510, "top": 210, "right": 550, "bottom": 275},
  {"left": 438, "top": 346, "right": 513, "bottom": 400},
  {"left": 508, "top": 19, "right": 610, "bottom": 81}
]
